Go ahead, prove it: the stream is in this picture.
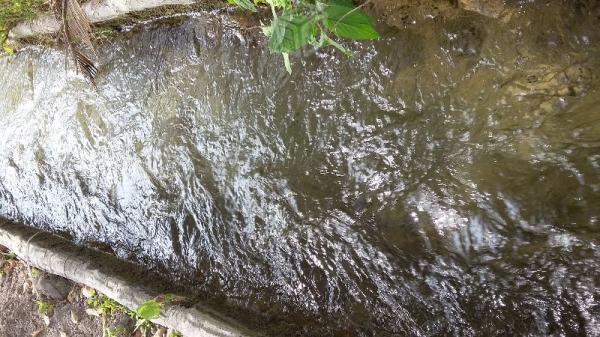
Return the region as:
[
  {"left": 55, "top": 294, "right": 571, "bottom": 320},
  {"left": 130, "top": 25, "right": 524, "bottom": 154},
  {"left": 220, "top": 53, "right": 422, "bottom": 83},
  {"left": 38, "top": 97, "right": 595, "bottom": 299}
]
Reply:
[{"left": 1, "top": 1, "right": 599, "bottom": 336}]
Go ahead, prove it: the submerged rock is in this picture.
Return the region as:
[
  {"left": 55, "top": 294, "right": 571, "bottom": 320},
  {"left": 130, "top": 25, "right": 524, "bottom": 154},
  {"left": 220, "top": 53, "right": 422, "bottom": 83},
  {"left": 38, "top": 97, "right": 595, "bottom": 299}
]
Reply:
[{"left": 459, "top": 0, "right": 505, "bottom": 18}]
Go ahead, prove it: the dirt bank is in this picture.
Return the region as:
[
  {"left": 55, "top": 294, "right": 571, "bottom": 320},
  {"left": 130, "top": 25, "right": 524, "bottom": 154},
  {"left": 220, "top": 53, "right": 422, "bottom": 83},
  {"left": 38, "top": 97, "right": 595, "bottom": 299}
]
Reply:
[
  {"left": 0, "top": 248, "right": 122, "bottom": 337},
  {"left": 7, "top": 0, "right": 509, "bottom": 43},
  {"left": 0, "top": 245, "right": 190, "bottom": 337},
  {"left": 0, "top": 220, "right": 256, "bottom": 337}
]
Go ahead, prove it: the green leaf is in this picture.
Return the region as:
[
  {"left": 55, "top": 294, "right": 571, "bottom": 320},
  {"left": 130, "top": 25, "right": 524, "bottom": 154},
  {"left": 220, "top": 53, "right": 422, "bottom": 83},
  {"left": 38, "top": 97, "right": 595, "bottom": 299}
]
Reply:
[
  {"left": 267, "top": 13, "right": 316, "bottom": 53},
  {"left": 264, "top": 0, "right": 291, "bottom": 10},
  {"left": 228, "top": 0, "right": 257, "bottom": 12},
  {"left": 329, "top": 0, "right": 353, "bottom": 6},
  {"left": 136, "top": 300, "right": 161, "bottom": 320},
  {"left": 324, "top": 3, "right": 379, "bottom": 40},
  {"left": 323, "top": 34, "right": 353, "bottom": 56}
]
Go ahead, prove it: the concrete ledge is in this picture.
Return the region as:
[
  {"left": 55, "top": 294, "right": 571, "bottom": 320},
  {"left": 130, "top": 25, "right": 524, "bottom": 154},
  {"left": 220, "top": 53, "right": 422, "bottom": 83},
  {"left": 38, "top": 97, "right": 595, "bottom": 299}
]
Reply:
[
  {"left": 9, "top": 0, "right": 197, "bottom": 39},
  {"left": 0, "top": 219, "right": 258, "bottom": 337}
]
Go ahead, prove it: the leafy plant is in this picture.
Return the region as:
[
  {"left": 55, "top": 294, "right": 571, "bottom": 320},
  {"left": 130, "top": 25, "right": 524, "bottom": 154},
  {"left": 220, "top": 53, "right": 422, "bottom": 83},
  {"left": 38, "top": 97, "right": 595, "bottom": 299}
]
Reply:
[
  {"left": 87, "top": 292, "right": 128, "bottom": 317},
  {"left": 136, "top": 299, "right": 162, "bottom": 320},
  {"left": 86, "top": 290, "right": 134, "bottom": 337},
  {"left": 136, "top": 294, "right": 176, "bottom": 320},
  {"left": 133, "top": 295, "right": 176, "bottom": 335},
  {"left": 228, "top": 0, "right": 379, "bottom": 73},
  {"left": 86, "top": 289, "right": 178, "bottom": 336},
  {"left": 34, "top": 299, "right": 52, "bottom": 316},
  {"left": 227, "top": 0, "right": 258, "bottom": 12}
]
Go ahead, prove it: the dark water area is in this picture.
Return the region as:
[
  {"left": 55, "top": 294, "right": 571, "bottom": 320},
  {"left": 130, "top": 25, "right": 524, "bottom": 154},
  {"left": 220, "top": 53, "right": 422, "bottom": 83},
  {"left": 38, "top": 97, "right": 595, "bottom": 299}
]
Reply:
[{"left": 1, "top": 1, "right": 600, "bottom": 336}]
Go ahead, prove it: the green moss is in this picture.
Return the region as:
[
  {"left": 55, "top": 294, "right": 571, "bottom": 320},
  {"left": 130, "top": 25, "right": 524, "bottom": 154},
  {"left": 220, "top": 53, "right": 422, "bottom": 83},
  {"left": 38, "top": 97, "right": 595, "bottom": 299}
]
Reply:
[
  {"left": 34, "top": 299, "right": 52, "bottom": 316},
  {"left": 0, "top": 0, "right": 234, "bottom": 51},
  {"left": 87, "top": 290, "right": 131, "bottom": 317},
  {"left": 0, "top": 0, "right": 46, "bottom": 26},
  {"left": 3, "top": 251, "right": 16, "bottom": 261},
  {"left": 105, "top": 326, "right": 130, "bottom": 337},
  {"left": 0, "top": 0, "right": 48, "bottom": 53},
  {"left": 30, "top": 266, "right": 41, "bottom": 278},
  {"left": 168, "top": 330, "right": 184, "bottom": 337}
]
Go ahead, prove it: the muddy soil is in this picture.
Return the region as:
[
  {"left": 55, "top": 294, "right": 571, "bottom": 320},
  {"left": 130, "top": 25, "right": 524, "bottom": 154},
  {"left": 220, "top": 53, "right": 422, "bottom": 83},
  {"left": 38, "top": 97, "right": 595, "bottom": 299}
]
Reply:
[
  {"left": 0, "top": 258, "right": 104, "bottom": 337},
  {"left": 0, "top": 247, "right": 151, "bottom": 337}
]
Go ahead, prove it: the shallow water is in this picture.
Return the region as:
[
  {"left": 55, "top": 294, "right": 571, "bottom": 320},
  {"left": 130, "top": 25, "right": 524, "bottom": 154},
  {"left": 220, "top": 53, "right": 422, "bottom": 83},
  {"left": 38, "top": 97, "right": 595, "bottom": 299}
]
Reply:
[{"left": 1, "top": 2, "right": 600, "bottom": 336}]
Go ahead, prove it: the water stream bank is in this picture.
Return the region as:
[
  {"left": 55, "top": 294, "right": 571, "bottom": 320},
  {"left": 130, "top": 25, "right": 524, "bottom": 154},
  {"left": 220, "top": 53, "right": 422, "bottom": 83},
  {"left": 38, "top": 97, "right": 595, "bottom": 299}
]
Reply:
[
  {"left": 7, "top": 0, "right": 216, "bottom": 40},
  {"left": 1, "top": 1, "right": 600, "bottom": 336},
  {"left": 0, "top": 220, "right": 255, "bottom": 337}
]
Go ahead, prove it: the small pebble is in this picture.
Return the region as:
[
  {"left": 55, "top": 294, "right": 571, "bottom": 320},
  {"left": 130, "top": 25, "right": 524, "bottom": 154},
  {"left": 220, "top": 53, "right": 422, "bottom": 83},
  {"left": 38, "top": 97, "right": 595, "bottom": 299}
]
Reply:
[
  {"left": 22, "top": 282, "right": 30, "bottom": 293},
  {"left": 34, "top": 274, "right": 71, "bottom": 300},
  {"left": 81, "top": 287, "right": 94, "bottom": 298},
  {"left": 85, "top": 308, "right": 100, "bottom": 317},
  {"left": 70, "top": 309, "right": 79, "bottom": 324},
  {"left": 67, "top": 286, "right": 80, "bottom": 303},
  {"left": 31, "top": 329, "right": 44, "bottom": 337},
  {"left": 152, "top": 327, "right": 166, "bottom": 337}
]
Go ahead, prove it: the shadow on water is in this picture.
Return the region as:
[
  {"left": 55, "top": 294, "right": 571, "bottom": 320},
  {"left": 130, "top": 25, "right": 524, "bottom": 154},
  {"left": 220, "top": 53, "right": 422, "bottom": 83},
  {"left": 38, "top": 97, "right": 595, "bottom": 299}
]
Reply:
[{"left": 1, "top": 1, "right": 600, "bottom": 336}]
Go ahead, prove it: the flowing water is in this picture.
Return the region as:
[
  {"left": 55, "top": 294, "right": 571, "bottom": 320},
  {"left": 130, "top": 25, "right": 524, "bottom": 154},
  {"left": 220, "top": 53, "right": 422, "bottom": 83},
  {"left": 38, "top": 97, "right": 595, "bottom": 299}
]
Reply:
[{"left": 1, "top": 1, "right": 600, "bottom": 336}]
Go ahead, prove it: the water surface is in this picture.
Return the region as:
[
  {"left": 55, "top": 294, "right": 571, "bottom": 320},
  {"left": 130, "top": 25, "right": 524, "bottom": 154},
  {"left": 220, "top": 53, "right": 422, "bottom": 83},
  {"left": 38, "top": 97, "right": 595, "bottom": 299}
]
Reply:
[{"left": 1, "top": 2, "right": 599, "bottom": 336}]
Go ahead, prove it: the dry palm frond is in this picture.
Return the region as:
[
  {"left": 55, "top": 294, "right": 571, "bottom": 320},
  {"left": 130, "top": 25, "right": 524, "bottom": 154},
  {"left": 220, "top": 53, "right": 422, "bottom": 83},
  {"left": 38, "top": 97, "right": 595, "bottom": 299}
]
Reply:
[{"left": 52, "top": 0, "right": 98, "bottom": 84}]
